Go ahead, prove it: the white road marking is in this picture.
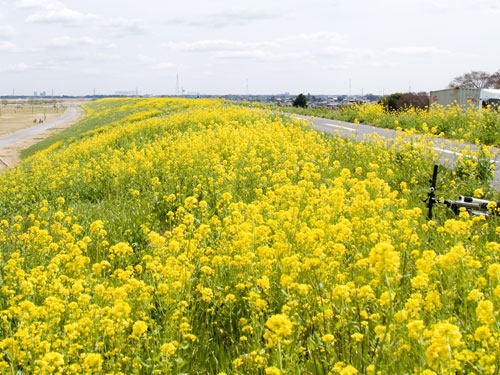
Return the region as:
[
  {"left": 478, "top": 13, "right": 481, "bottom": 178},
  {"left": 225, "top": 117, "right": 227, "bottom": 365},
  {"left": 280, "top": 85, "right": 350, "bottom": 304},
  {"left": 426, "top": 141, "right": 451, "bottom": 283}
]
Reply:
[
  {"left": 431, "top": 147, "right": 465, "bottom": 156},
  {"left": 431, "top": 146, "right": 498, "bottom": 163},
  {"left": 323, "top": 123, "right": 356, "bottom": 131}
]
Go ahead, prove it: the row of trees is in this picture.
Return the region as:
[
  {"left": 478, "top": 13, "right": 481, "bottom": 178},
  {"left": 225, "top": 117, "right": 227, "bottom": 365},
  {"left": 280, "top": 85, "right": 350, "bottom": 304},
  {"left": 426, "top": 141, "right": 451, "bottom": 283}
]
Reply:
[{"left": 448, "top": 70, "right": 500, "bottom": 89}]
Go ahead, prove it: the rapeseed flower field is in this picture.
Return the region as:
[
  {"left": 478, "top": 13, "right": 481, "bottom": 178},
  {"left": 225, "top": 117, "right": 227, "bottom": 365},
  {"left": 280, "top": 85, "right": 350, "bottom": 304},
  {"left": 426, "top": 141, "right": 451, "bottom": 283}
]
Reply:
[
  {"left": 0, "top": 98, "right": 499, "bottom": 374},
  {"left": 261, "top": 101, "right": 500, "bottom": 147},
  {"left": 337, "top": 102, "right": 500, "bottom": 146}
]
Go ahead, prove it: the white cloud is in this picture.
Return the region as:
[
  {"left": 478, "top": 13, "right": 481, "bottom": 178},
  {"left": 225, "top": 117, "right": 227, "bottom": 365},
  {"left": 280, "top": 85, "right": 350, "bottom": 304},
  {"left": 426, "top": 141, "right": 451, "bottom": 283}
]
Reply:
[
  {"left": 168, "top": 9, "right": 278, "bottom": 28},
  {"left": 320, "top": 43, "right": 471, "bottom": 70},
  {"left": 100, "top": 17, "right": 147, "bottom": 35},
  {"left": 165, "top": 32, "right": 343, "bottom": 63},
  {"left": 0, "top": 63, "right": 30, "bottom": 72},
  {"left": 478, "top": 0, "right": 500, "bottom": 11},
  {"left": 384, "top": 46, "right": 454, "bottom": 56},
  {"left": 45, "top": 36, "right": 116, "bottom": 48},
  {"left": 136, "top": 55, "right": 155, "bottom": 63},
  {"left": 166, "top": 39, "right": 275, "bottom": 52},
  {"left": 18, "top": 0, "right": 57, "bottom": 9},
  {"left": 166, "top": 32, "right": 344, "bottom": 55},
  {"left": 153, "top": 62, "right": 176, "bottom": 70},
  {"left": 420, "top": 0, "right": 500, "bottom": 13},
  {"left": 0, "top": 25, "right": 15, "bottom": 38},
  {"left": 278, "top": 32, "right": 344, "bottom": 45},
  {"left": 26, "top": 8, "right": 98, "bottom": 24},
  {"left": 19, "top": 0, "right": 98, "bottom": 23},
  {"left": 18, "top": 0, "right": 146, "bottom": 35},
  {"left": 215, "top": 50, "right": 311, "bottom": 62},
  {"left": 0, "top": 41, "right": 24, "bottom": 52},
  {"left": 327, "top": 63, "right": 349, "bottom": 70}
]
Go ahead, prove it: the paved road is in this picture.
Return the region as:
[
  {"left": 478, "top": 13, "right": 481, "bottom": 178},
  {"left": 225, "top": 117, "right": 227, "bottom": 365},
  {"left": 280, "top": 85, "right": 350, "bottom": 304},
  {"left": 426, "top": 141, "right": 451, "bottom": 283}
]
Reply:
[
  {"left": 293, "top": 114, "right": 500, "bottom": 189},
  {"left": 0, "top": 106, "right": 79, "bottom": 149}
]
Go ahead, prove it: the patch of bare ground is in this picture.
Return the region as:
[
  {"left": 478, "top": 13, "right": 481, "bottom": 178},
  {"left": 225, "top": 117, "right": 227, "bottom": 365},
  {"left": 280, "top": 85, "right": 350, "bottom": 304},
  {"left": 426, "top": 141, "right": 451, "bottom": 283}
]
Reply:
[{"left": 0, "top": 106, "right": 86, "bottom": 170}]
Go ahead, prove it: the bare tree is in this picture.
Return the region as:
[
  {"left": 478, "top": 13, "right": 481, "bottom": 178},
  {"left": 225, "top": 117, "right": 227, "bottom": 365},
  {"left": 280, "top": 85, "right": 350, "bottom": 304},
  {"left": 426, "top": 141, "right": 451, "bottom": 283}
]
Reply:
[
  {"left": 448, "top": 71, "right": 492, "bottom": 89},
  {"left": 488, "top": 70, "right": 500, "bottom": 89}
]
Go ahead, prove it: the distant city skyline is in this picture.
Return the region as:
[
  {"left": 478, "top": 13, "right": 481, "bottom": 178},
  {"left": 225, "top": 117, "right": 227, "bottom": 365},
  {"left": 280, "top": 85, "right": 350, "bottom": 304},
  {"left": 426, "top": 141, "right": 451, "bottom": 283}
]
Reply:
[{"left": 1, "top": 0, "right": 499, "bottom": 96}]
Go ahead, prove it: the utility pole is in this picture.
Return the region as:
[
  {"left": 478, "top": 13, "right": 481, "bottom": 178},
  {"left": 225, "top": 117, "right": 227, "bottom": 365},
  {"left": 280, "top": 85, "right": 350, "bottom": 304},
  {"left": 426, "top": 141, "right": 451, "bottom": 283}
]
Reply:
[{"left": 175, "top": 74, "right": 180, "bottom": 96}]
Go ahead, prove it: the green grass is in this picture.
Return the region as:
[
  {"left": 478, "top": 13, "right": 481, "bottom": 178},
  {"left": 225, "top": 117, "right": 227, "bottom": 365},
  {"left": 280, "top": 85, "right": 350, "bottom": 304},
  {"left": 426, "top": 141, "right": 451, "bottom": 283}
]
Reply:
[{"left": 20, "top": 100, "right": 133, "bottom": 159}]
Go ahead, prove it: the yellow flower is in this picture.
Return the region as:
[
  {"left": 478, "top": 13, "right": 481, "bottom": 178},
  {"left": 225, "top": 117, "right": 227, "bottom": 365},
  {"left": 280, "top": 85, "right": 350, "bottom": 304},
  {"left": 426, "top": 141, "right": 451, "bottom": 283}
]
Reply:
[
  {"left": 473, "top": 188, "right": 484, "bottom": 198},
  {"left": 475, "top": 326, "right": 491, "bottom": 341},
  {"left": 340, "top": 365, "right": 358, "bottom": 375},
  {"left": 131, "top": 320, "right": 148, "bottom": 338},
  {"left": 265, "top": 314, "right": 293, "bottom": 337},
  {"left": 265, "top": 367, "right": 281, "bottom": 375},
  {"left": 109, "top": 242, "right": 134, "bottom": 256},
  {"left": 476, "top": 300, "right": 494, "bottom": 325},
  {"left": 82, "top": 353, "right": 103, "bottom": 373},
  {"left": 161, "top": 341, "right": 178, "bottom": 356},
  {"left": 351, "top": 333, "right": 364, "bottom": 342},
  {"left": 322, "top": 334, "right": 335, "bottom": 343}
]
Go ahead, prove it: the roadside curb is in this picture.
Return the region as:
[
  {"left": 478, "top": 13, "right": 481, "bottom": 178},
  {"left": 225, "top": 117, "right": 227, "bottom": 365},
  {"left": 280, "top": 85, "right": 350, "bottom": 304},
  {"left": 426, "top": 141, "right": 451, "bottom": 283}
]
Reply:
[{"left": 0, "top": 156, "right": 10, "bottom": 168}]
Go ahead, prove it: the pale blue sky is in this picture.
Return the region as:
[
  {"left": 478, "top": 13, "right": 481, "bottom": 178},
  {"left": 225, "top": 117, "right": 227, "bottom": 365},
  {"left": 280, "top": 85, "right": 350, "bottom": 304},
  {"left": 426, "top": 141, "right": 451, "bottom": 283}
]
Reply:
[{"left": 0, "top": 0, "right": 498, "bottom": 96}]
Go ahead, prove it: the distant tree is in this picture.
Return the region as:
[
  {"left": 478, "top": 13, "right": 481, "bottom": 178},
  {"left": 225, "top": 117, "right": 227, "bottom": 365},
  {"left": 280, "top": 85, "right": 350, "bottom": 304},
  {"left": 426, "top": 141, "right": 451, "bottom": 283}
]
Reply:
[
  {"left": 293, "top": 93, "right": 307, "bottom": 108},
  {"left": 379, "top": 92, "right": 429, "bottom": 111},
  {"left": 398, "top": 92, "right": 429, "bottom": 109},
  {"left": 365, "top": 93, "right": 380, "bottom": 102},
  {"left": 379, "top": 93, "right": 403, "bottom": 111},
  {"left": 1, "top": 99, "right": 7, "bottom": 106},
  {"left": 488, "top": 70, "right": 500, "bottom": 89},
  {"left": 448, "top": 71, "right": 493, "bottom": 89}
]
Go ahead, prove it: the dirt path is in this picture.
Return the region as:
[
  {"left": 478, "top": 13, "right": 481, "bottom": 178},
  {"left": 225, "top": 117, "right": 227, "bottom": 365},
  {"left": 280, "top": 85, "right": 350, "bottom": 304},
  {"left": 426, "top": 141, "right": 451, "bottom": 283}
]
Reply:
[{"left": 0, "top": 106, "right": 86, "bottom": 170}]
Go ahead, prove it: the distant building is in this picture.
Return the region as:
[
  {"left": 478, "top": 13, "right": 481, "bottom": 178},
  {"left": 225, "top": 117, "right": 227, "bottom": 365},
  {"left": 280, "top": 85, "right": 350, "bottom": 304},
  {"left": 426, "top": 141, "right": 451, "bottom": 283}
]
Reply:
[{"left": 115, "top": 91, "right": 138, "bottom": 96}]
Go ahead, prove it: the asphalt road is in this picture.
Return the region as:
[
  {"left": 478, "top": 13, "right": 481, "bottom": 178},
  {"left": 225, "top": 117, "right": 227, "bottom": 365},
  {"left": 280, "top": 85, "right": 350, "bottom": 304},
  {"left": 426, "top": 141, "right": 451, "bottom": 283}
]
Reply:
[
  {"left": 0, "top": 106, "right": 79, "bottom": 149},
  {"left": 293, "top": 114, "right": 500, "bottom": 189}
]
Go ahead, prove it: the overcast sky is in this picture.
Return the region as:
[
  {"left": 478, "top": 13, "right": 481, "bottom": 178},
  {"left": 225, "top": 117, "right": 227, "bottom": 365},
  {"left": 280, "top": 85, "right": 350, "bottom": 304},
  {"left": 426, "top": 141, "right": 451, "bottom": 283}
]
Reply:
[{"left": 0, "top": 0, "right": 498, "bottom": 96}]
